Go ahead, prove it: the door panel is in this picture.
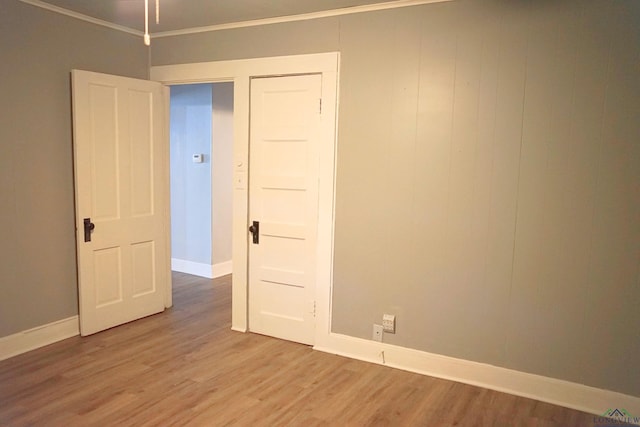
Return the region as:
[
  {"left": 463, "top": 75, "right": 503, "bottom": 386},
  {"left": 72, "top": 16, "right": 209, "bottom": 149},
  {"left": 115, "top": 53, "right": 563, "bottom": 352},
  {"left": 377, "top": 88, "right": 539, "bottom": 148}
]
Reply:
[
  {"left": 131, "top": 241, "right": 156, "bottom": 296},
  {"left": 89, "top": 84, "right": 120, "bottom": 221},
  {"left": 249, "top": 74, "right": 322, "bottom": 345},
  {"left": 129, "top": 90, "right": 155, "bottom": 217},
  {"left": 72, "top": 70, "right": 169, "bottom": 336},
  {"left": 94, "top": 247, "right": 123, "bottom": 307}
]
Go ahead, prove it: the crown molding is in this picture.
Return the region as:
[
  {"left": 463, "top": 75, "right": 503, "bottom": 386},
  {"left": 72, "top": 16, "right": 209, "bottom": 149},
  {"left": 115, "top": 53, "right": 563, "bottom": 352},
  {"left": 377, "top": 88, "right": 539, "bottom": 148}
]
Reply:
[
  {"left": 18, "top": 0, "right": 143, "bottom": 36},
  {"left": 153, "top": 0, "right": 451, "bottom": 39},
  {"left": 19, "top": 0, "right": 451, "bottom": 40}
]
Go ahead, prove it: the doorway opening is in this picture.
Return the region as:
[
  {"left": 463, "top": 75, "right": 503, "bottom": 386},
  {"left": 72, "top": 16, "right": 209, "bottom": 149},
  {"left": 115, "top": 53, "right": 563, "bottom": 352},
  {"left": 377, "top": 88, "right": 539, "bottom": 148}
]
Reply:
[
  {"left": 169, "top": 82, "right": 234, "bottom": 280},
  {"left": 152, "top": 52, "right": 339, "bottom": 343}
]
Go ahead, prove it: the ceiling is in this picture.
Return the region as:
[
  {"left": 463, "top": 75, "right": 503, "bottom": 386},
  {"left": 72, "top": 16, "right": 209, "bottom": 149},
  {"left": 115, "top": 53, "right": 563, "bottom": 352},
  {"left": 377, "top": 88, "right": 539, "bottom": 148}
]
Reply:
[{"left": 37, "top": 0, "right": 397, "bottom": 33}]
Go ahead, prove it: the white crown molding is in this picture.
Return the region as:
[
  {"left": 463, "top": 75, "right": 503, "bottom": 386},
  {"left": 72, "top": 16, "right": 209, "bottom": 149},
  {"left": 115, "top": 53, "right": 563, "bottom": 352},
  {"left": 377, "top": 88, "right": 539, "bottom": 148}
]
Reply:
[
  {"left": 18, "top": 0, "right": 143, "bottom": 36},
  {"left": 19, "top": 0, "right": 451, "bottom": 39},
  {"left": 153, "top": 0, "right": 451, "bottom": 39}
]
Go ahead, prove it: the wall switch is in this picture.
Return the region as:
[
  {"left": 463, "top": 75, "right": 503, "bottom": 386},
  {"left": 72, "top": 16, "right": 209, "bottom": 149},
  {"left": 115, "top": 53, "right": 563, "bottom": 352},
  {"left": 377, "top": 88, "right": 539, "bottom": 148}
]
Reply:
[
  {"left": 382, "top": 314, "right": 395, "bottom": 334},
  {"left": 372, "top": 324, "right": 383, "bottom": 342},
  {"left": 192, "top": 153, "right": 204, "bottom": 163}
]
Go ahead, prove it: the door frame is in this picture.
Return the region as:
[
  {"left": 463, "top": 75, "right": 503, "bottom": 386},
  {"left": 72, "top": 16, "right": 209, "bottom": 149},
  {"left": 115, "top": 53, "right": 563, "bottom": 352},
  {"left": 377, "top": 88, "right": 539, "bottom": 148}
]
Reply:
[{"left": 150, "top": 52, "right": 339, "bottom": 344}]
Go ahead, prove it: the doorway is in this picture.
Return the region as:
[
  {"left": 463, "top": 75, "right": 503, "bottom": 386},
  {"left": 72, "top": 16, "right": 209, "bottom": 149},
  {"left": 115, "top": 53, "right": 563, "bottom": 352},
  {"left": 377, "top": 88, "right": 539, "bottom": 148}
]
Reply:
[
  {"left": 152, "top": 52, "right": 339, "bottom": 346},
  {"left": 169, "top": 82, "right": 234, "bottom": 280}
]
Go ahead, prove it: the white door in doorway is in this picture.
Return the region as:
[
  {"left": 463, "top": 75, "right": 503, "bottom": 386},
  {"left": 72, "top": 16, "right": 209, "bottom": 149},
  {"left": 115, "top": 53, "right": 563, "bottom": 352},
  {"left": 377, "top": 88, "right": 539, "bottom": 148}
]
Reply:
[
  {"left": 248, "top": 74, "right": 322, "bottom": 345},
  {"left": 72, "top": 70, "right": 170, "bottom": 336}
]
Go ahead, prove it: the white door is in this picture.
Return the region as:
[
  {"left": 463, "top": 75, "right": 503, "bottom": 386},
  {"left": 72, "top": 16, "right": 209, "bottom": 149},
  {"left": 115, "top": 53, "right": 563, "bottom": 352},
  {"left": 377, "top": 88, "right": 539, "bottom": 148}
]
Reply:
[
  {"left": 72, "top": 70, "right": 169, "bottom": 336},
  {"left": 248, "top": 74, "right": 322, "bottom": 345}
]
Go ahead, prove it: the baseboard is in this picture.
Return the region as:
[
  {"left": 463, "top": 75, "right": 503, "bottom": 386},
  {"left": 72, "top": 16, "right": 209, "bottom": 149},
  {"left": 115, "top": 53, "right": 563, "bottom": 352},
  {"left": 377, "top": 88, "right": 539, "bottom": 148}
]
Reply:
[
  {"left": 171, "top": 258, "right": 232, "bottom": 279},
  {"left": 0, "top": 316, "right": 80, "bottom": 362},
  {"left": 212, "top": 260, "right": 232, "bottom": 278},
  {"left": 314, "top": 333, "right": 640, "bottom": 423},
  {"left": 171, "top": 258, "right": 213, "bottom": 278}
]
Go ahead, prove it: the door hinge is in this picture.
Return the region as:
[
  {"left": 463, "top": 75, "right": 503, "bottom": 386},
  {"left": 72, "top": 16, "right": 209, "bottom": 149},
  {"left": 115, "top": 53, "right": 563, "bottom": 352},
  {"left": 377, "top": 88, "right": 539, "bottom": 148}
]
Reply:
[
  {"left": 319, "top": 98, "right": 322, "bottom": 114},
  {"left": 311, "top": 300, "right": 317, "bottom": 317}
]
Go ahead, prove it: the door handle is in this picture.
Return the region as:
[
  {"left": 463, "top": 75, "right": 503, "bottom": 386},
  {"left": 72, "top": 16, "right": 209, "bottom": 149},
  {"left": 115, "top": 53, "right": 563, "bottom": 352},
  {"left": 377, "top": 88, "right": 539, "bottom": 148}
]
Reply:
[
  {"left": 249, "top": 221, "right": 259, "bottom": 244},
  {"left": 83, "top": 218, "right": 95, "bottom": 242}
]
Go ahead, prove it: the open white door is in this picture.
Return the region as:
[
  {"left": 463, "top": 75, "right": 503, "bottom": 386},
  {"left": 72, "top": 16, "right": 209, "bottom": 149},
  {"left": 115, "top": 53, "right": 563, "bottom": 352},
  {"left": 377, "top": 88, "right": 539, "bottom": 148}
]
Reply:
[
  {"left": 72, "top": 70, "right": 169, "bottom": 336},
  {"left": 248, "top": 74, "right": 322, "bottom": 345}
]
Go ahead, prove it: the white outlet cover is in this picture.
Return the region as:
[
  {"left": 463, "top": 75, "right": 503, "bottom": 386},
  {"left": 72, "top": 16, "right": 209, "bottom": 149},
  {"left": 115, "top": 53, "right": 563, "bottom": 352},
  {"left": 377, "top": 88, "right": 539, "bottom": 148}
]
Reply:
[{"left": 372, "top": 324, "right": 383, "bottom": 342}]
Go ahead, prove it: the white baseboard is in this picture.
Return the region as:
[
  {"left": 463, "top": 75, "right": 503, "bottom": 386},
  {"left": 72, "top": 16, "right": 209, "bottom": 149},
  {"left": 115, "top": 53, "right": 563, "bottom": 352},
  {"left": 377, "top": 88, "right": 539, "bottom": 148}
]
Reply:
[
  {"left": 3, "top": 314, "right": 637, "bottom": 423},
  {"left": 314, "top": 332, "right": 640, "bottom": 423},
  {"left": 212, "top": 260, "right": 232, "bottom": 278},
  {"left": 172, "top": 258, "right": 213, "bottom": 278},
  {"left": 0, "top": 316, "right": 80, "bottom": 362},
  {"left": 172, "top": 258, "right": 232, "bottom": 279}
]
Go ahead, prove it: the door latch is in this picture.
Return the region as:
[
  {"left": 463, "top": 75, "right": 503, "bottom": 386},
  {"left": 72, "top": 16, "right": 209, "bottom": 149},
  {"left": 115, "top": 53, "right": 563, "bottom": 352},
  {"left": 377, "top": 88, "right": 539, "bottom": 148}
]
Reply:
[
  {"left": 249, "top": 221, "right": 259, "bottom": 244},
  {"left": 83, "top": 218, "right": 95, "bottom": 242}
]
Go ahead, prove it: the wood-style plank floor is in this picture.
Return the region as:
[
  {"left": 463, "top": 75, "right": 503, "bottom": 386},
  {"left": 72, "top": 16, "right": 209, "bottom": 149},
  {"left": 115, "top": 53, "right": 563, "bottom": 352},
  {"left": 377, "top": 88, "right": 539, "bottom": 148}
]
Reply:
[{"left": 0, "top": 272, "right": 595, "bottom": 426}]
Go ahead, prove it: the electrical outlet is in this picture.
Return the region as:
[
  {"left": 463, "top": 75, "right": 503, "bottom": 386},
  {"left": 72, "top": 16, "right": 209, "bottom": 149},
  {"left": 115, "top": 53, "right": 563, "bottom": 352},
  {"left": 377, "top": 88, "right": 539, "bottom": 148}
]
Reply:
[
  {"left": 372, "top": 324, "right": 383, "bottom": 342},
  {"left": 382, "top": 314, "right": 396, "bottom": 333}
]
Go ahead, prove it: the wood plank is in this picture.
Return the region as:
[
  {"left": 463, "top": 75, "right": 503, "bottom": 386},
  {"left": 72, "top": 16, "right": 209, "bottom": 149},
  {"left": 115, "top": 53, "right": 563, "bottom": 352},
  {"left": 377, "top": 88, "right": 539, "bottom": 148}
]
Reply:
[{"left": 0, "top": 272, "right": 595, "bottom": 426}]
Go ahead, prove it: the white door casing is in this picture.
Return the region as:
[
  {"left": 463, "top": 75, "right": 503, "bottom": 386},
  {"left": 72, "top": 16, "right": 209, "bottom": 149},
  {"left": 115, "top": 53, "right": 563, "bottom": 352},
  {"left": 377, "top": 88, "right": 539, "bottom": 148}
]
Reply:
[
  {"left": 72, "top": 70, "right": 170, "bottom": 336},
  {"left": 149, "top": 52, "right": 339, "bottom": 343},
  {"left": 248, "top": 74, "right": 323, "bottom": 345}
]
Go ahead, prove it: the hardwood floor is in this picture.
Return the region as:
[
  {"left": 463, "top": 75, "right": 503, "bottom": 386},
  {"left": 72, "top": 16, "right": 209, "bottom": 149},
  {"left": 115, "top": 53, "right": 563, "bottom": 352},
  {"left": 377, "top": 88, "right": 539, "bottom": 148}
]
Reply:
[{"left": 0, "top": 272, "right": 595, "bottom": 426}]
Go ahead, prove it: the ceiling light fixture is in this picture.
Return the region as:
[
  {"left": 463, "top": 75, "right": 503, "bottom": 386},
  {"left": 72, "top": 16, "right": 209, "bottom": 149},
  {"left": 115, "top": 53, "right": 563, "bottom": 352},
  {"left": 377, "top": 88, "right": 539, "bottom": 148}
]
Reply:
[{"left": 143, "top": 0, "right": 160, "bottom": 46}]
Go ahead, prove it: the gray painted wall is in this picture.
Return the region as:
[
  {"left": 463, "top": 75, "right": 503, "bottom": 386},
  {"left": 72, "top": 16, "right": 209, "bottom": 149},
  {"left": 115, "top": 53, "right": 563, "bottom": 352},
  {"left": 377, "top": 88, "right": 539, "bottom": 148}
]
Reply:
[
  {"left": 0, "top": 1, "right": 149, "bottom": 337},
  {"left": 170, "top": 84, "right": 214, "bottom": 265},
  {"left": 152, "top": 0, "right": 640, "bottom": 396}
]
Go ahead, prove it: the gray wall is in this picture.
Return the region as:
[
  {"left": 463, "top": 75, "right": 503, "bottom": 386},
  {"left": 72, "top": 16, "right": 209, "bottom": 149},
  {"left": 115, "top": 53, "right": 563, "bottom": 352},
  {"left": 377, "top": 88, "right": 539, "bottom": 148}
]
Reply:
[
  {"left": 0, "top": 1, "right": 149, "bottom": 337},
  {"left": 152, "top": 0, "right": 640, "bottom": 397},
  {"left": 170, "top": 84, "right": 214, "bottom": 265},
  {"left": 211, "top": 82, "right": 234, "bottom": 266}
]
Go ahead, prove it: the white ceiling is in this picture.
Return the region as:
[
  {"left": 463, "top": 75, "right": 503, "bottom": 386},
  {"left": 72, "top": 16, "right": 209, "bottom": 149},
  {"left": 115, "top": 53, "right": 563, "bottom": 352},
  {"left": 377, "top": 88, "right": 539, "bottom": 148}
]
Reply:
[{"left": 37, "top": 0, "right": 397, "bottom": 33}]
